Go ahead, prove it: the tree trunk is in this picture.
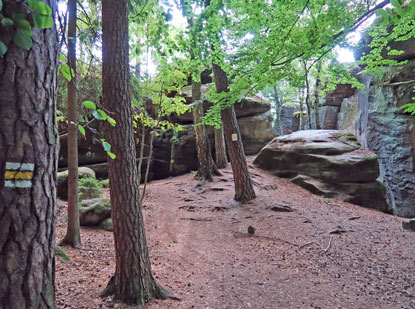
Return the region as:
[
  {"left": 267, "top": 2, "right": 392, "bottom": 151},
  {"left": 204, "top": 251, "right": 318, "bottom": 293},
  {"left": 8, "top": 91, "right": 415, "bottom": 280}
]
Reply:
[
  {"left": 299, "top": 89, "right": 305, "bottom": 130},
  {"left": 0, "top": 0, "right": 58, "bottom": 307},
  {"left": 314, "top": 62, "right": 322, "bottom": 130},
  {"left": 180, "top": 1, "right": 219, "bottom": 181},
  {"left": 192, "top": 81, "right": 219, "bottom": 181},
  {"left": 101, "top": 0, "right": 173, "bottom": 305},
  {"left": 304, "top": 73, "right": 312, "bottom": 130},
  {"left": 60, "top": 0, "right": 82, "bottom": 248},
  {"left": 214, "top": 125, "right": 228, "bottom": 169},
  {"left": 211, "top": 63, "right": 256, "bottom": 202},
  {"left": 273, "top": 86, "right": 282, "bottom": 135}
]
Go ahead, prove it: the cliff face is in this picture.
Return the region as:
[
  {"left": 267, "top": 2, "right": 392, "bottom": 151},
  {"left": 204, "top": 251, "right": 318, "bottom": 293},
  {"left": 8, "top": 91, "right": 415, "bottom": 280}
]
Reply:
[{"left": 356, "top": 61, "right": 415, "bottom": 217}]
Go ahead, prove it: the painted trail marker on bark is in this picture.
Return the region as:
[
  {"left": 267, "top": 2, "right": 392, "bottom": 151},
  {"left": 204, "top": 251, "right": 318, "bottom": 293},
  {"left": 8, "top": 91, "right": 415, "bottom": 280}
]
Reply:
[
  {"left": 232, "top": 133, "right": 238, "bottom": 141},
  {"left": 4, "top": 162, "right": 34, "bottom": 188}
]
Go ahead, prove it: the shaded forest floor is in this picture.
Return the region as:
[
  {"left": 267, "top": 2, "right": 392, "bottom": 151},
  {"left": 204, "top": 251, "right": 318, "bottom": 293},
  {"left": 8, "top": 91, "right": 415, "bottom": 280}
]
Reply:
[{"left": 56, "top": 157, "right": 415, "bottom": 309}]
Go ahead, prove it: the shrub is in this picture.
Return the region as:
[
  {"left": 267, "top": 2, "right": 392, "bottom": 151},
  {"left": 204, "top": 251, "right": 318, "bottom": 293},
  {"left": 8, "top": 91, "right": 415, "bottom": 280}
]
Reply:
[{"left": 78, "top": 177, "right": 102, "bottom": 201}]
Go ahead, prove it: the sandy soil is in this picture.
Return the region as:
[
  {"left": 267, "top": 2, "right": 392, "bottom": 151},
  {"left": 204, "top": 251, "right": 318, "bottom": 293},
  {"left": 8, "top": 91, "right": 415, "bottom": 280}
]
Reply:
[{"left": 56, "top": 158, "right": 415, "bottom": 309}]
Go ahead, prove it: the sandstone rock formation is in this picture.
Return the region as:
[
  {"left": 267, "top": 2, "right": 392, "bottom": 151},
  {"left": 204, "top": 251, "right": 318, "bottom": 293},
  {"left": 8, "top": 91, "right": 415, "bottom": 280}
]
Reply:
[
  {"left": 322, "top": 84, "right": 357, "bottom": 130},
  {"left": 355, "top": 61, "right": 415, "bottom": 217},
  {"left": 57, "top": 166, "right": 96, "bottom": 200},
  {"left": 59, "top": 85, "right": 275, "bottom": 180},
  {"left": 254, "top": 130, "right": 388, "bottom": 212},
  {"left": 151, "top": 112, "right": 276, "bottom": 179},
  {"left": 79, "top": 198, "right": 111, "bottom": 226}
]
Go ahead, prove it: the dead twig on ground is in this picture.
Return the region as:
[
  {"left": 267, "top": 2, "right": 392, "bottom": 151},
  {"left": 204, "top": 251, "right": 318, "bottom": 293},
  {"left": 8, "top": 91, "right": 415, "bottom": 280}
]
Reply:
[
  {"left": 180, "top": 217, "right": 212, "bottom": 222},
  {"left": 324, "top": 235, "right": 333, "bottom": 253}
]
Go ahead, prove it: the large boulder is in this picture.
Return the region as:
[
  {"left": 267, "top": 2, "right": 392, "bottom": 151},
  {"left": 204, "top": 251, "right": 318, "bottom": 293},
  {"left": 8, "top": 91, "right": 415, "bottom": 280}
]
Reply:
[
  {"left": 254, "top": 130, "right": 388, "bottom": 211},
  {"left": 356, "top": 61, "right": 415, "bottom": 217},
  {"left": 280, "top": 105, "right": 296, "bottom": 134},
  {"left": 99, "top": 218, "right": 113, "bottom": 232},
  {"left": 81, "top": 157, "right": 152, "bottom": 181},
  {"left": 79, "top": 198, "right": 111, "bottom": 226},
  {"left": 322, "top": 84, "right": 357, "bottom": 129},
  {"left": 57, "top": 167, "right": 96, "bottom": 200},
  {"left": 337, "top": 95, "right": 358, "bottom": 131},
  {"left": 238, "top": 112, "right": 276, "bottom": 155},
  {"left": 152, "top": 113, "right": 276, "bottom": 178},
  {"left": 291, "top": 175, "right": 387, "bottom": 212}
]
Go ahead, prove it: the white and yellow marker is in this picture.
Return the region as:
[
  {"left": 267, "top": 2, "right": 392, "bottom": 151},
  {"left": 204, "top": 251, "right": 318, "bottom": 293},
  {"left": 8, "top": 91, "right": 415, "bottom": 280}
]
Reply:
[{"left": 4, "top": 162, "right": 34, "bottom": 188}]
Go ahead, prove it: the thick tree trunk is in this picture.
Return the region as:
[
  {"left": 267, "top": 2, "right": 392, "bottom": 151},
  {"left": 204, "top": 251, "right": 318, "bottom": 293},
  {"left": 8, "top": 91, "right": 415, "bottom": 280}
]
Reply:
[
  {"left": 60, "top": 0, "right": 82, "bottom": 248},
  {"left": 101, "top": 0, "right": 173, "bottom": 305},
  {"left": 214, "top": 125, "right": 228, "bottom": 169},
  {"left": 211, "top": 63, "right": 256, "bottom": 202},
  {"left": 192, "top": 81, "right": 219, "bottom": 181},
  {"left": 0, "top": 0, "right": 58, "bottom": 307}
]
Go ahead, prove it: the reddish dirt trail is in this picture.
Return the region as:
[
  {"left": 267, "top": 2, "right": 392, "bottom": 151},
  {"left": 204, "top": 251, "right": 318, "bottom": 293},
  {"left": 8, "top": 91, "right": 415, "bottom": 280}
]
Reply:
[{"left": 56, "top": 158, "right": 415, "bottom": 309}]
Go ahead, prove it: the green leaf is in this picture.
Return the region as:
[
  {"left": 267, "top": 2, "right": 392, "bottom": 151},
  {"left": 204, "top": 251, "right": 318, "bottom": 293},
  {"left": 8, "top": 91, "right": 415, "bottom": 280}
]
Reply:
[
  {"left": 82, "top": 100, "right": 96, "bottom": 110},
  {"left": 27, "top": 0, "right": 38, "bottom": 11},
  {"left": 1, "top": 18, "right": 14, "bottom": 27},
  {"left": 18, "top": 19, "right": 32, "bottom": 37},
  {"left": 0, "top": 40, "right": 7, "bottom": 57},
  {"left": 391, "top": 0, "right": 401, "bottom": 8},
  {"left": 96, "top": 109, "right": 107, "bottom": 119},
  {"left": 77, "top": 125, "right": 86, "bottom": 136},
  {"left": 108, "top": 151, "right": 116, "bottom": 160},
  {"left": 92, "top": 111, "right": 103, "bottom": 120},
  {"left": 93, "top": 109, "right": 108, "bottom": 120},
  {"left": 33, "top": 1, "right": 52, "bottom": 16},
  {"left": 375, "top": 9, "right": 387, "bottom": 18},
  {"left": 101, "top": 140, "right": 111, "bottom": 152},
  {"left": 59, "top": 53, "right": 66, "bottom": 62},
  {"left": 60, "top": 63, "right": 72, "bottom": 81},
  {"left": 13, "top": 29, "right": 32, "bottom": 50},
  {"left": 107, "top": 116, "right": 116, "bottom": 127},
  {"left": 33, "top": 14, "right": 53, "bottom": 29},
  {"left": 0, "top": 0, "right": 3, "bottom": 11}
]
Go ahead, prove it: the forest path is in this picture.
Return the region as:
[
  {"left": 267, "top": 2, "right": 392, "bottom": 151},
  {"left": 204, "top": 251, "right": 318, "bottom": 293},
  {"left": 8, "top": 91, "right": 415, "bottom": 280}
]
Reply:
[{"left": 56, "top": 157, "right": 415, "bottom": 309}]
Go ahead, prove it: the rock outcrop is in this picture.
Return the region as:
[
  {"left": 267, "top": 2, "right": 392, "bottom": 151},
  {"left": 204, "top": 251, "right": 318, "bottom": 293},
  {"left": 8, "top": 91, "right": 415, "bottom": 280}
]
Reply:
[
  {"left": 322, "top": 84, "right": 357, "bottom": 130},
  {"left": 59, "top": 84, "right": 275, "bottom": 180},
  {"left": 176, "top": 84, "right": 271, "bottom": 124},
  {"left": 57, "top": 167, "right": 96, "bottom": 200},
  {"left": 79, "top": 198, "right": 111, "bottom": 226},
  {"left": 356, "top": 61, "right": 415, "bottom": 217},
  {"left": 151, "top": 112, "right": 276, "bottom": 178},
  {"left": 254, "top": 130, "right": 388, "bottom": 212}
]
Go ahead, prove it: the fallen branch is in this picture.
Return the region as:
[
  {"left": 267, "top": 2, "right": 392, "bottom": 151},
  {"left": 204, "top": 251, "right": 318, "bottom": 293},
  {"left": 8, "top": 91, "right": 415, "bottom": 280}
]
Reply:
[
  {"left": 180, "top": 217, "right": 212, "bottom": 222},
  {"left": 299, "top": 241, "right": 314, "bottom": 249}
]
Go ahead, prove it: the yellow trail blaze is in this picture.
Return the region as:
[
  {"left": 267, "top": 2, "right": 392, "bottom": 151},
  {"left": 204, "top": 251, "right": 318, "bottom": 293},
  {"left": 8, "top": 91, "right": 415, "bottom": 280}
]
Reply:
[{"left": 4, "top": 171, "right": 33, "bottom": 180}]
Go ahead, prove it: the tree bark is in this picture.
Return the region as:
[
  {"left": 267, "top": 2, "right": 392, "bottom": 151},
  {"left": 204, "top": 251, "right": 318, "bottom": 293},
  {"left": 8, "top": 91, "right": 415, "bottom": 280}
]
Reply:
[
  {"left": 0, "top": 0, "right": 58, "bottom": 307},
  {"left": 192, "top": 81, "right": 220, "bottom": 181},
  {"left": 273, "top": 86, "right": 282, "bottom": 135},
  {"left": 214, "top": 125, "right": 228, "bottom": 169},
  {"left": 304, "top": 72, "right": 312, "bottom": 130},
  {"left": 180, "top": 0, "right": 219, "bottom": 181},
  {"left": 314, "top": 62, "right": 322, "bottom": 130},
  {"left": 211, "top": 63, "right": 256, "bottom": 202},
  {"left": 101, "top": 0, "right": 173, "bottom": 305},
  {"left": 299, "top": 89, "right": 305, "bottom": 130},
  {"left": 60, "top": 0, "right": 82, "bottom": 248}
]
